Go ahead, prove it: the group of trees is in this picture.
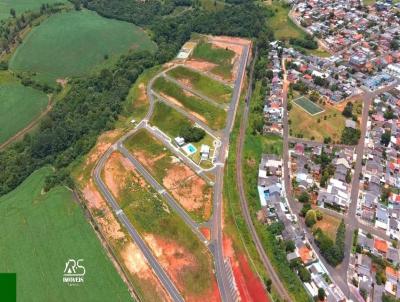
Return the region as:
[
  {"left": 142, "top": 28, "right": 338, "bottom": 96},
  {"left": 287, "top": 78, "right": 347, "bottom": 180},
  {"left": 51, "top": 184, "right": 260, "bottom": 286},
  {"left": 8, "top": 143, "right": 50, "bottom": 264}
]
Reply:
[
  {"left": 341, "top": 127, "right": 361, "bottom": 145},
  {"left": 0, "top": 0, "right": 271, "bottom": 195},
  {"left": 313, "top": 220, "right": 345, "bottom": 266},
  {"left": 179, "top": 125, "right": 205, "bottom": 142},
  {"left": 289, "top": 35, "right": 318, "bottom": 50}
]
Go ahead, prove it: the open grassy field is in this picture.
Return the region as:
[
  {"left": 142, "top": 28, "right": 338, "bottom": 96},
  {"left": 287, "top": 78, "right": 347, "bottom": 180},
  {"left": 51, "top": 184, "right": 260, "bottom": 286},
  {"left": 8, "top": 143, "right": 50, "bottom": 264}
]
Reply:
[
  {"left": 124, "top": 129, "right": 213, "bottom": 220},
  {"left": 150, "top": 102, "right": 216, "bottom": 169},
  {"left": 0, "top": 0, "right": 68, "bottom": 20},
  {"left": 153, "top": 76, "right": 226, "bottom": 129},
  {"left": 103, "top": 152, "right": 215, "bottom": 298},
  {"left": 10, "top": 9, "right": 156, "bottom": 85},
  {"left": 313, "top": 213, "right": 341, "bottom": 241},
  {"left": 191, "top": 41, "right": 235, "bottom": 79},
  {"left": 267, "top": 1, "right": 330, "bottom": 57},
  {"left": 0, "top": 167, "right": 132, "bottom": 301},
  {"left": 121, "top": 66, "right": 162, "bottom": 126},
  {"left": 0, "top": 71, "right": 48, "bottom": 144},
  {"left": 167, "top": 66, "right": 232, "bottom": 104},
  {"left": 267, "top": 1, "right": 305, "bottom": 41},
  {"left": 289, "top": 99, "right": 345, "bottom": 143}
]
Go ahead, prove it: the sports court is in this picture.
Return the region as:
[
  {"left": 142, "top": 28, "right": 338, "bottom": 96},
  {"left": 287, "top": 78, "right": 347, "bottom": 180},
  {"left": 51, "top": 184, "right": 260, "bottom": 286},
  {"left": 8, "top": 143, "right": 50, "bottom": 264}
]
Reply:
[{"left": 293, "top": 96, "right": 325, "bottom": 116}]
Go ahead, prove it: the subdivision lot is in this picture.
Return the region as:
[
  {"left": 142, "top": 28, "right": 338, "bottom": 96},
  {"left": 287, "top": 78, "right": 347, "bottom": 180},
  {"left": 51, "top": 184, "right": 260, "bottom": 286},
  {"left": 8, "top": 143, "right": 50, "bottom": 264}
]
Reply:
[
  {"left": 124, "top": 129, "right": 213, "bottom": 221},
  {"left": 167, "top": 65, "right": 232, "bottom": 104},
  {"left": 103, "top": 152, "right": 217, "bottom": 299},
  {"left": 312, "top": 212, "right": 341, "bottom": 241},
  {"left": 191, "top": 41, "right": 235, "bottom": 79},
  {"left": 289, "top": 100, "right": 346, "bottom": 143},
  {"left": 293, "top": 96, "right": 324, "bottom": 115},
  {"left": 150, "top": 102, "right": 216, "bottom": 169},
  {"left": 9, "top": 9, "right": 156, "bottom": 84},
  {"left": 0, "top": 167, "right": 132, "bottom": 302},
  {"left": 71, "top": 130, "right": 171, "bottom": 302},
  {"left": 153, "top": 76, "right": 226, "bottom": 130},
  {"left": 0, "top": 0, "right": 68, "bottom": 20},
  {"left": 0, "top": 72, "right": 48, "bottom": 144}
]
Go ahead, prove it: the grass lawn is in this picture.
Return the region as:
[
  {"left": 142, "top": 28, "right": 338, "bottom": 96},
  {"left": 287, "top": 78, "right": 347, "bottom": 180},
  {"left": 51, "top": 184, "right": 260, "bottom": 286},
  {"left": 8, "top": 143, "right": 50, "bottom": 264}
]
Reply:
[
  {"left": 0, "top": 0, "right": 68, "bottom": 20},
  {"left": 0, "top": 167, "right": 132, "bottom": 301},
  {"left": 0, "top": 71, "right": 48, "bottom": 144},
  {"left": 153, "top": 76, "right": 227, "bottom": 130},
  {"left": 289, "top": 99, "right": 345, "bottom": 143},
  {"left": 191, "top": 41, "right": 235, "bottom": 79},
  {"left": 9, "top": 9, "right": 156, "bottom": 85},
  {"left": 313, "top": 213, "right": 341, "bottom": 241},
  {"left": 167, "top": 66, "right": 232, "bottom": 104},
  {"left": 150, "top": 102, "right": 216, "bottom": 169}
]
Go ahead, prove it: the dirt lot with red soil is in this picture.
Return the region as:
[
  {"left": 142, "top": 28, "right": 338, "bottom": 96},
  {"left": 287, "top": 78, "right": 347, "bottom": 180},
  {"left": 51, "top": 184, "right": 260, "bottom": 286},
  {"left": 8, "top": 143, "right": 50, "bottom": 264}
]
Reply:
[
  {"left": 223, "top": 236, "right": 270, "bottom": 302},
  {"left": 163, "top": 163, "right": 213, "bottom": 220},
  {"left": 73, "top": 133, "right": 170, "bottom": 302},
  {"left": 144, "top": 234, "right": 219, "bottom": 302}
]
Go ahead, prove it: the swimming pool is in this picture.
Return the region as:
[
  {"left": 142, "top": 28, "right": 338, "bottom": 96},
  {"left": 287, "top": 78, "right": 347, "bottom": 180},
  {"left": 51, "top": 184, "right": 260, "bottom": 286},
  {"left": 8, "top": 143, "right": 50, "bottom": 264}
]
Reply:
[{"left": 182, "top": 143, "right": 197, "bottom": 156}]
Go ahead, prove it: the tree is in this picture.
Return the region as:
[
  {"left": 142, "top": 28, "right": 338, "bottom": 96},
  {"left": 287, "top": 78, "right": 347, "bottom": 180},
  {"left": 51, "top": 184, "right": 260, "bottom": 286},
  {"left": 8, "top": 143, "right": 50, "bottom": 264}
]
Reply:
[
  {"left": 316, "top": 210, "right": 323, "bottom": 221},
  {"left": 285, "top": 240, "right": 296, "bottom": 253},
  {"left": 300, "top": 203, "right": 311, "bottom": 217},
  {"left": 318, "top": 288, "right": 326, "bottom": 301},
  {"left": 10, "top": 8, "right": 16, "bottom": 18},
  {"left": 298, "top": 191, "right": 310, "bottom": 203},
  {"left": 298, "top": 266, "right": 311, "bottom": 282},
  {"left": 179, "top": 125, "right": 206, "bottom": 142},
  {"left": 342, "top": 102, "right": 353, "bottom": 118},
  {"left": 381, "top": 130, "right": 391, "bottom": 146},
  {"left": 341, "top": 127, "right": 361, "bottom": 145},
  {"left": 305, "top": 210, "right": 317, "bottom": 227}
]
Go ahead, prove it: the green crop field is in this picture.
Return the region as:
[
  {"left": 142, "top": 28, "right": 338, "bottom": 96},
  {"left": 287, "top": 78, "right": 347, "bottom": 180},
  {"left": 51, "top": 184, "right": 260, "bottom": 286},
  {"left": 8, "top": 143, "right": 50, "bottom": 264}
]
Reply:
[
  {"left": 0, "top": 71, "right": 48, "bottom": 144},
  {"left": 0, "top": 0, "right": 68, "bottom": 20},
  {"left": 191, "top": 41, "right": 235, "bottom": 79},
  {"left": 167, "top": 66, "right": 232, "bottom": 104},
  {"left": 0, "top": 167, "right": 132, "bottom": 302},
  {"left": 9, "top": 9, "right": 156, "bottom": 85},
  {"left": 153, "top": 76, "right": 226, "bottom": 130}
]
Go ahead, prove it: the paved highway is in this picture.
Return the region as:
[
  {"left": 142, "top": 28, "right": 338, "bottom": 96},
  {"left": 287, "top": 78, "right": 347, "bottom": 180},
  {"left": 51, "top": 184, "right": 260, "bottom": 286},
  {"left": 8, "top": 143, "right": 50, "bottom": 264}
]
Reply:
[{"left": 210, "top": 43, "right": 250, "bottom": 302}]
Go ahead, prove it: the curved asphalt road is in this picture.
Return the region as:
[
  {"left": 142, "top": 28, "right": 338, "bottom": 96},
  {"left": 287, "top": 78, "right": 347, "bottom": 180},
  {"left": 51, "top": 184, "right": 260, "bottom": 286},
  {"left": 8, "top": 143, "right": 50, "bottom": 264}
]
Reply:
[{"left": 93, "top": 42, "right": 250, "bottom": 302}]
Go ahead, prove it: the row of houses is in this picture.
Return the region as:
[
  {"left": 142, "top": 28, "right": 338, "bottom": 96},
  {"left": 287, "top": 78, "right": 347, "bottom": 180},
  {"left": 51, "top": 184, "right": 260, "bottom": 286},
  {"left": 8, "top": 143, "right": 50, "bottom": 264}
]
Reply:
[
  {"left": 263, "top": 41, "right": 284, "bottom": 136},
  {"left": 257, "top": 154, "right": 345, "bottom": 301},
  {"left": 350, "top": 230, "right": 400, "bottom": 301},
  {"left": 289, "top": 142, "right": 356, "bottom": 212},
  {"left": 358, "top": 87, "right": 400, "bottom": 241}
]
